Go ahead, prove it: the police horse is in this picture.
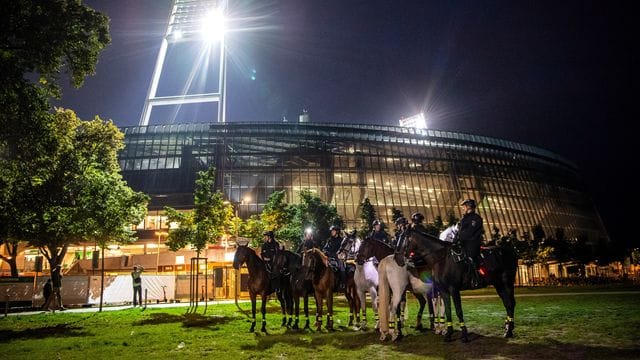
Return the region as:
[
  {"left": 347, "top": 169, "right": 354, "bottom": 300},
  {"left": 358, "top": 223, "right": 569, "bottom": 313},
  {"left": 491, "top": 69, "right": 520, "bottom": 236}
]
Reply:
[
  {"left": 341, "top": 235, "right": 379, "bottom": 330},
  {"left": 357, "top": 237, "right": 435, "bottom": 341},
  {"left": 232, "top": 244, "right": 292, "bottom": 332},
  {"left": 271, "top": 249, "right": 315, "bottom": 330},
  {"left": 405, "top": 228, "right": 518, "bottom": 342},
  {"left": 301, "top": 247, "right": 358, "bottom": 331}
]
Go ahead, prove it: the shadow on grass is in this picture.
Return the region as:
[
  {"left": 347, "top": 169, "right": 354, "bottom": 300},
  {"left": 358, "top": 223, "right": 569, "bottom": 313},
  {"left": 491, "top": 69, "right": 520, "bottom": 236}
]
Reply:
[
  {"left": 242, "top": 327, "right": 639, "bottom": 359},
  {"left": 0, "top": 324, "right": 89, "bottom": 343},
  {"left": 133, "top": 312, "right": 234, "bottom": 330}
]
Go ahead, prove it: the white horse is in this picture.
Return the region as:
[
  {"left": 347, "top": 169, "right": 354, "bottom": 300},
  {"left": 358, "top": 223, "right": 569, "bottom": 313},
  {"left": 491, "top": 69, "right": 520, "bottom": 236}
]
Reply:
[
  {"left": 351, "top": 239, "right": 379, "bottom": 331},
  {"left": 377, "top": 254, "right": 434, "bottom": 341}
]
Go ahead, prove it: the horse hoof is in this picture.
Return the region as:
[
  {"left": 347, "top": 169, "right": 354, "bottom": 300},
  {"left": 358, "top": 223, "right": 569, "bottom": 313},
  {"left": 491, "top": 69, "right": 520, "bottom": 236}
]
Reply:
[
  {"left": 504, "top": 330, "right": 514, "bottom": 338},
  {"left": 461, "top": 326, "right": 469, "bottom": 343},
  {"left": 379, "top": 332, "right": 387, "bottom": 342},
  {"left": 292, "top": 324, "right": 299, "bottom": 330}
]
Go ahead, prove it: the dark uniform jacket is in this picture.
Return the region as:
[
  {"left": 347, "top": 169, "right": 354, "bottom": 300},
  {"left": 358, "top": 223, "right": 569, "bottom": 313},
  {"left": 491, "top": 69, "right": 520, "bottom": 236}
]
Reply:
[
  {"left": 369, "top": 230, "right": 391, "bottom": 245},
  {"left": 457, "top": 211, "right": 483, "bottom": 260},
  {"left": 323, "top": 235, "right": 343, "bottom": 260},
  {"left": 261, "top": 239, "right": 280, "bottom": 263}
]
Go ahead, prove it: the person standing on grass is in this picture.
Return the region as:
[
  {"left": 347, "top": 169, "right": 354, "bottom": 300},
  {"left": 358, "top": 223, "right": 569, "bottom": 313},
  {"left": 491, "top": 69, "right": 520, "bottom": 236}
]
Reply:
[
  {"left": 41, "top": 279, "right": 52, "bottom": 310},
  {"left": 131, "top": 265, "right": 144, "bottom": 307}
]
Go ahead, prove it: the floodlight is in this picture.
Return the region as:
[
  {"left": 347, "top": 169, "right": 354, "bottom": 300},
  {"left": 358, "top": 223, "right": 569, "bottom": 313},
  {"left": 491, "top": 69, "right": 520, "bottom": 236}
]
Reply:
[{"left": 201, "top": 9, "right": 226, "bottom": 42}]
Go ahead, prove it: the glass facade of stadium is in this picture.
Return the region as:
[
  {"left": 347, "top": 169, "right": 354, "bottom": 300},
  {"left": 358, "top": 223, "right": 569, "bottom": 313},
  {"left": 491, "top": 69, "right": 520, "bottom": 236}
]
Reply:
[{"left": 119, "top": 121, "right": 608, "bottom": 243}]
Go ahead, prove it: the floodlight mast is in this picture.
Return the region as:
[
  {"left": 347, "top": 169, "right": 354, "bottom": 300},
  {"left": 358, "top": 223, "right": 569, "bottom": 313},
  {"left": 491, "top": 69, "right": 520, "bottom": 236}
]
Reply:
[{"left": 139, "top": 0, "right": 228, "bottom": 126}]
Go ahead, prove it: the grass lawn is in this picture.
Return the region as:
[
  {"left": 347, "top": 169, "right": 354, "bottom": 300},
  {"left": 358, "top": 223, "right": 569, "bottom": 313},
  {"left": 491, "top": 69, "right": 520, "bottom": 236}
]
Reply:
[{"left": 1, "top": 287, "right": 638, "bottom": 360}]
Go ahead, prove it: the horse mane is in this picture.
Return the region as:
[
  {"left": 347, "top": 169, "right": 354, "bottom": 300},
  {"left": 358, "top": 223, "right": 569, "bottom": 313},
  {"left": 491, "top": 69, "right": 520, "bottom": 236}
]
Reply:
[
  {"left": 238, "top": 244, "right": 264, "bottom": 265},
  {"left": 308, "top": 248, "right": 328, "bottom": 266}
]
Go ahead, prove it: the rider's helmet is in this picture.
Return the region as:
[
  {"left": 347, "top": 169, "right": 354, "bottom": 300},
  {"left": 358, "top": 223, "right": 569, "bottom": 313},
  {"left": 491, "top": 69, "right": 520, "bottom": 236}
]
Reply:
[
  {"left": 263, "top": 230, "right": 274, "bottom": 238},
  {"left": 411, "top": 212, "right": 425, "bottom": 224},
  {"left": 372, "top": 219, "right": 381, "bottom": 226},
  {"left": 394, "top": 217, "right": 408, "bottom": 225},
  {"left": 461, "top": 199, "right": 477, "bottom": 208},
  {"left": 329, "top": 225, "right": 341, "bottom": 232}
]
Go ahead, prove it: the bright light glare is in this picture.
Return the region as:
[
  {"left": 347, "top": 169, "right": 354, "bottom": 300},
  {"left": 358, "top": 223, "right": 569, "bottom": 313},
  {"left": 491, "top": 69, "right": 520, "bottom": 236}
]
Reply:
[
  {"left": 173, "top": 29, "right": 183, "bottom": 40},
  {"left": 201, "top": 10, "right": 226, "bottom": 42},
  {"left": 305, "top": 227, "right": 313, "bottom": 235}
]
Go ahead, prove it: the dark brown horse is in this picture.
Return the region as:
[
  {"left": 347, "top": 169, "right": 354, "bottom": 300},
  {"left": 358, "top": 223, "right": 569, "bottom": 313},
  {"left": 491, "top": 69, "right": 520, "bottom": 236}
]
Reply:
[
  {"left": 337, "top": 235, "right": 362, "bottom": 328},
  {"left": 232, "top": 244, "right": 292, "bottom": 332},
  {"left": 302, "top": 248, "right": 337, "bottom": 331},
  {"left": 272, "top": 250, "right": 314, "bottom": 330},
  {"left": 405, "top": 229, "right": 518, "bottom": 342}
]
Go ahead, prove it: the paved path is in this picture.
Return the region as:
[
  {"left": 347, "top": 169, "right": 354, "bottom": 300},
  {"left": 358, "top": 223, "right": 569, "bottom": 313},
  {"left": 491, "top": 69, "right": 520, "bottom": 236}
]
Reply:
[{"left": 5, "top": 290, "right": 639, "bottom": 317}]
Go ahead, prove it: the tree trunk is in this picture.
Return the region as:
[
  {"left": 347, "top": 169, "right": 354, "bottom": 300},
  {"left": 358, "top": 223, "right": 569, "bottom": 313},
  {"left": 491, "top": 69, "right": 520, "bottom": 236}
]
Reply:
[
  {"left": 100, "top": 247, "right": 105, "bottom": 312},
  {"left": 1, "top": 242, "right": 20, "bottom": 277}
]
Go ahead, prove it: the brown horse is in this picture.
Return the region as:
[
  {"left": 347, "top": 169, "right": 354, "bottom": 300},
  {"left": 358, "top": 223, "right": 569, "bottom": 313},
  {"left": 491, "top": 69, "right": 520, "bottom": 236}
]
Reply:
[
  {"left": 302, "top": 248, "right": 337, "bottom": 331},
  {"left": 232, "top": 244, "right": 292, "bottom": 332}
]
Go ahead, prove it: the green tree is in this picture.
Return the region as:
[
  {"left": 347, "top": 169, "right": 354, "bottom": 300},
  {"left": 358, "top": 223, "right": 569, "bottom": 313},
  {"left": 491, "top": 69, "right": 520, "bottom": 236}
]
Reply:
[
  {"left": 7, "top": 110, "right": 141, "bottom": 274},
  {"left": 165, "top": 167, "right": 229, "bottom": 257},
  {"left": 0, "top": 0, "right": 110, "bottom": 94},
  {"left": 278, "top": 189, "right": 342, "bottom": 250},
  {"left": 358, "top": 198, "right": 377, "bottom": 238},
  {"left": 1, "top": 1, "right": 111, "bottom": 274},
  {"left": 81, "top": 168, "right": 148, "bottom": 311},
  {"left": 391, "top": 207, "right": 404, "bottom": 224},
  {"left": 262, "top": 190, "right": 290, "bottom": 238}
]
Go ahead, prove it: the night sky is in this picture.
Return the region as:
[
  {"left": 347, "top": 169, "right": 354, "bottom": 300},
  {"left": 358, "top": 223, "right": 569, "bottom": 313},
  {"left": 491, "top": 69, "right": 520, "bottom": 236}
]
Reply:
[{"left": 58, "top": 1, "right": 633, "bottom": 251}]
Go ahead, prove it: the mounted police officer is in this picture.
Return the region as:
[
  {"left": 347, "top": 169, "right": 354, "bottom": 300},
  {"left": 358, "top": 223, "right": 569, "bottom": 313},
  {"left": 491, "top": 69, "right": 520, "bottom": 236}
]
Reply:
[
  {"left": 323, "top": 225, "right": 346, "bottom": 291},
  {"left": 455, "top": 199, "right": 484, "bottom": 288},
  {"left": 410, "top": 212, "right": 427, "bottom": 233},
  {"left": 393, "top": 217, "right": 409, "bottom": 266},
  {"left": 369, "top": 219, "right": 391, "bottom": 245},
  {"left": 261, "top": 230, "right": 280, "bottom": 276},
  {"left": 297, "top": 227, "right": 317, "bottom": 254}
]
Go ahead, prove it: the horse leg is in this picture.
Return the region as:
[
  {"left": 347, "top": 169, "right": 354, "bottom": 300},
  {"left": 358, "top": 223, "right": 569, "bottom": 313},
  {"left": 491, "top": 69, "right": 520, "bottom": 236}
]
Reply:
[
  {"left": 357, "top": 288, "right": 367, "bottom": 330},
  {"left": 249, "top": 293, "right": 257, "bottom": 333},
  {"left": 303, "top": 292, "right": 311, "bottom": 330},
  {"left": 495, "top": 281, "right": 516, "bottom": 338},
  {"left": 389, "top": 289, "right": 404, "bottom": 342},
  {"left": 345, "top": 287, "right": 354, "bottom": 327},
  {"left": 276, "top": 289, "right": 287, "bottom": 327},
  {"left": 315, "top": 292, "right": 323, "bottom": 331},
  {"left": 292, "top": 293, "right": 300, "bottom": 330},
  {"left": 442, "top": 292, "right": 455, "bottom": 342},
  {"left": 326, "top": 289, "right": 334, "bottom": 331},
  {"left": 426, "top": 292, "right": 435, "bottom": 331},
  {"left": 260, "top": 293, "right": 268, "bottom": 333},
  {"left": 371, "top": 286, "right": 379, "bottom": 332},
  {"left": 451, "top": 289, "right": 468, "bottom": 343},
  {"left": 415, "top": 293, "right": 427, "bottom": 331}
]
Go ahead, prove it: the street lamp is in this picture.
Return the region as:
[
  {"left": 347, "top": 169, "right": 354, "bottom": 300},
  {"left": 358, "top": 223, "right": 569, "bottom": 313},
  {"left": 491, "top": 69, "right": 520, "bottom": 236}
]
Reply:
[{"left": 155, "top": 231, "right": 168, "bottom": 274}]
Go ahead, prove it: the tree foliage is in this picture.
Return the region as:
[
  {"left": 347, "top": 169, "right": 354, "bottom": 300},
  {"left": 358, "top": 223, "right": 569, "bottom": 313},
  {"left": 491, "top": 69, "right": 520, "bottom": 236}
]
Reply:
[
  {"left": 0, "top": 0, "right": 110, "bottom": 93},
  {"left": 3, "top": 109, "right": 146, "bottom": 270},
  {"left": 165, "top": 167, "right": 230, "bottom": 256},
  {"left": 277, "top": 189, "right": 343, "bottom": 250},
  {"left": 358, "top": 198, "right": 377, "bottom": 238}
]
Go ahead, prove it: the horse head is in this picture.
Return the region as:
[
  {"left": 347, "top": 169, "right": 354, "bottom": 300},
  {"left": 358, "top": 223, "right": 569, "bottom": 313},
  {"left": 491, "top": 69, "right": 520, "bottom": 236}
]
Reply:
[
  {"left": 405, "top": 228, "right": 448, "bottom": 266},
  {"left": 357, "top": 236, "right": 393, "bottom": 264},
  {"left": 302, "top": 248, "right": 327, "bottom": 281},
  {"left": 338, "top": 234, "right": 360, "bottom": 261},
  {"left": 232, "top": 244, "right": 252, "bottom": 270},
  {"left": 439, "top": 224, "right": 459, "bottom": 242}
]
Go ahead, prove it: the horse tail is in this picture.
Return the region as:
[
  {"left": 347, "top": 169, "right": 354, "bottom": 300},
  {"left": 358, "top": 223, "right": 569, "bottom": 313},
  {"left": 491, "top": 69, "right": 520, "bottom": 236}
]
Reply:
[{"left": 378, "top": 259, "right": 390, "bottom": 334}]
